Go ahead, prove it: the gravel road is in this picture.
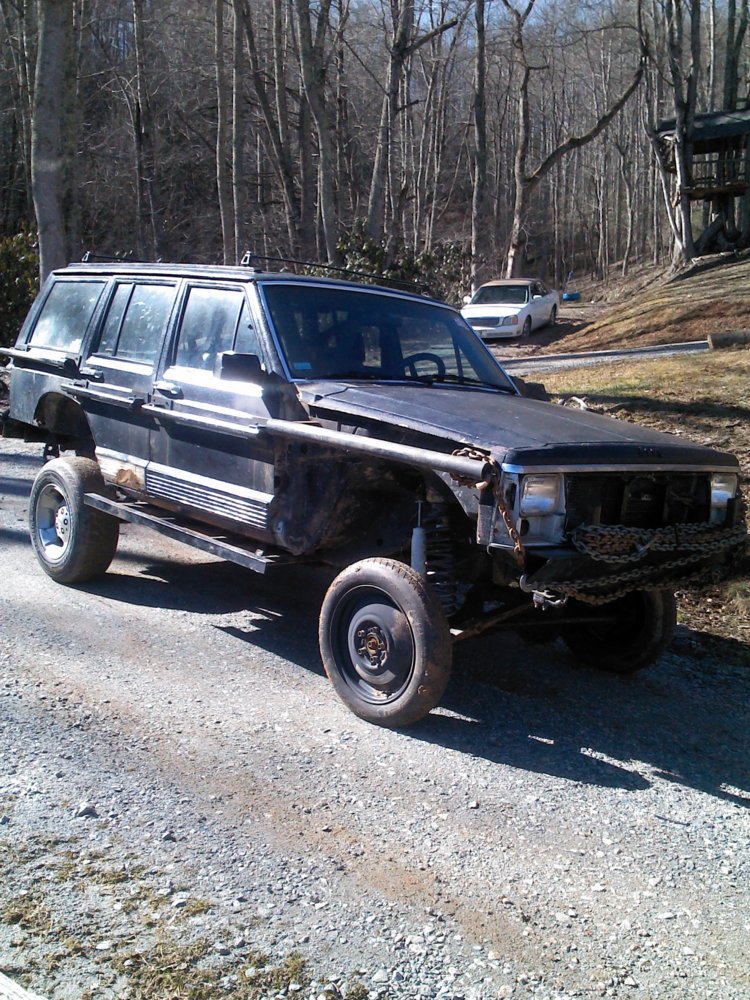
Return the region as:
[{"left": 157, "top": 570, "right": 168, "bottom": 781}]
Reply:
[{"left": 1, "top": 438, "right": 749, "bottom": 1000}]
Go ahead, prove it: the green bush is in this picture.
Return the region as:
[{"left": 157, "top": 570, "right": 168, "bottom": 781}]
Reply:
[
  {"left": 0, "top": 231, "right": 39, "bottom": 350},
  {"left": 334, "top": 222, "right": 472, "bottom": 306}
]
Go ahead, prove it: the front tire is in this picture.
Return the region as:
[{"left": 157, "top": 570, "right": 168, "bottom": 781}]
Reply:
[
  {"left": 29, "top": 457, "right": 119, "bottom": 584},
  {"left": 319, "top": 558, "right": 452, "bottom": 727},
  {"left": 521, "top": 316, "right": 532, "bottom": 338},
  {"left": 561, "top": 589, "right": 676, "bottom": 674}
]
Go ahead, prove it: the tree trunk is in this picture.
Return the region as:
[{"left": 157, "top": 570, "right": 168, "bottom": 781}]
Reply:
[
  {"left": 294, "top": 0, "right": 339, "bottom": 262},
  {"left": 31, "top": 0, "right": 70, "bottom": 280},
  {"left": 470, "top": 0, "right": 488, "bottom": 289},
  {"left": 232, "top": 0, "right": 245, "bottom": 260},
  {"left": 215, "top": 0, "right": 234, "bottom": 264},
  {"left": 132, "top": 0, "right": 163, "bottom": 260}
]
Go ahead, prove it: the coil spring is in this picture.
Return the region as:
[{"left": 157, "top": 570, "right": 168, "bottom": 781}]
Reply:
[{"left": 423, "top": 504, "right": 458, "bottom": 617}]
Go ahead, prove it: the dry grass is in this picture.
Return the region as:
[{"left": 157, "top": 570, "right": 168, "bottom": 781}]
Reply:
[{"left": 539, "top": 350, "right": 750, "bottom": 656}]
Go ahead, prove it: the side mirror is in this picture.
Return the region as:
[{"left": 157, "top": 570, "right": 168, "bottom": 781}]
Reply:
[
  {"left": 217, "top": 351, "right": 264, "bottom": 381},
  {"left": 462, "top": 294, "right": 472, "bottom": 305}
]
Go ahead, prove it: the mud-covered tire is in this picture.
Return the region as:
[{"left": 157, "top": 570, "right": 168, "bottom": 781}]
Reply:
[
  {"left": 29, "top": 457, "right": 119, "bottom": 584},
  {"left": 562, "top": 589, "right": 677, "bottom": 674},
  {"left": 319, "top": 558, "right": 452, "bottom": 727}
]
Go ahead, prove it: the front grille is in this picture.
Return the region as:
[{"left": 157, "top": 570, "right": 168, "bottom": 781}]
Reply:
[{"left": 565, "top": 473, "right": 711, "bottom": 531}]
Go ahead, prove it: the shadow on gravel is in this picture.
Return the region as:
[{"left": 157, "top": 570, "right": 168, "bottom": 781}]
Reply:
[
  {"left": 430, "top": 631, "right": 750, "bottom": 807},
  {"left": 80, "top": 550, "right": 749, "bottom": 807},
  {"left": 0, "top": 474, "right": 32, "bottom": 498},
  {"left": 0, "top": 525, "right": 31, "bottom": 546}
]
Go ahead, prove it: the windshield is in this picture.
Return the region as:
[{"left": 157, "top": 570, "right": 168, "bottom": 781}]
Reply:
[
  {"left": 471, "top": 284, "right": 529, "bottom": 306},
  {"left": 260, "top": 282, "right": 515, "bottom": 390}
]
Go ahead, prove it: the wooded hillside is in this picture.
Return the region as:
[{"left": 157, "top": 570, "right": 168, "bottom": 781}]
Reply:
[{"left": 1, "top": 0, "right": 749, "bottom": 296}]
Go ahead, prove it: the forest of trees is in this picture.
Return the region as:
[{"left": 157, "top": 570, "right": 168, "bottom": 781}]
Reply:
[{"left": 1, "top": 0, "right": 749, "bottom": 304}]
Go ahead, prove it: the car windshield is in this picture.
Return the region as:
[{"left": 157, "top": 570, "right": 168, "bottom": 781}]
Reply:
[
  {"left": 260, "top": 282, "right": 515, "bottom": 390},
  {"left": 471, "top": 284, "right": 529, "bottom": 306}
]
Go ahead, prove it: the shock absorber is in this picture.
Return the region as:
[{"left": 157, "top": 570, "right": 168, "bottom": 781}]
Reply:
[{"left": 422, "top": 502, "right": 458, "bottom": 617}]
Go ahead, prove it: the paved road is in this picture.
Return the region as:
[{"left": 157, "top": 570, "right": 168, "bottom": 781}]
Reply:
[{"left": 499, "top": 340, "right": 709, "bottom": 375}]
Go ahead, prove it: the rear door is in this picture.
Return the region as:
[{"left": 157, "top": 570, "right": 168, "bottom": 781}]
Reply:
[
  {"left": 78, "top": 279, "right": 179, "bottom": 490},
  {"left": 145, "top": 281, "right": 276, "bottom": 541}
]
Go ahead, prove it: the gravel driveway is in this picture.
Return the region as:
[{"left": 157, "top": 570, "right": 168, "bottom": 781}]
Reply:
[{"left": 1, "top": 438, "right": 748, "bottom": 1000}]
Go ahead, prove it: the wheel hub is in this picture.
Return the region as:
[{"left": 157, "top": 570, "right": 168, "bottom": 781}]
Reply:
[
  {"left": 54, "top": 504, "right": 71, "bottom": 544},
  {"left": 355, "top": 624, "right": 388, "bottom": 669},
  {"left": 344, "top": 601, "right": 412, "bottom": 694}
]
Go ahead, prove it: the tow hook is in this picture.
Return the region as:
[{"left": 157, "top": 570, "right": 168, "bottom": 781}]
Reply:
[{"left": 519, "top": 575, "right": 568, "bottom": 610}]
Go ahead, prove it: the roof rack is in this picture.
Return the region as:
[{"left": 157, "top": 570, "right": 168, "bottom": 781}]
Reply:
[
  {"left": 240, "top": 251, "right": 431, "bottom": 295},
  {"left": 81, "top": 251, "right": 136, "bottom": 262}
]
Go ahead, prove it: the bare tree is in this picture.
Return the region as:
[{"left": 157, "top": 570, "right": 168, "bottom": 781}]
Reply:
[
  {"left": 215, "top": 0, "right": 234, "bottom": 263},
  {"left": 132, "top": 0, "right": 163, "bottom": 259},
  {"left": 470, "top": 0, "right": 488, "bottom": 289},
  {"left": 294, "top": 0, "right": 339, "bottom": 262},
  {"left": 31, "top": 0, "right": 70, "bottom": 279},
  {"left": 501, "top": 0, "right": 644, "bottom": 277}
]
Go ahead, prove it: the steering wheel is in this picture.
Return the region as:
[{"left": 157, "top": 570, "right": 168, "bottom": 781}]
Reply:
[{"left": 401, "top": 352, "right": 446, "bottom": 378}]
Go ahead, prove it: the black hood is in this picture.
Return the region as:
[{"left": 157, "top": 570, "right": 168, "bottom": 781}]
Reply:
[{"left": 299, "top": 381, "right": 738, "bottom": 471}]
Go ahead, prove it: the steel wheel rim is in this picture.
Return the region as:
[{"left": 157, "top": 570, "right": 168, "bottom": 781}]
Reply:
[
  {"left": 330, "top": 585, "right": 416, "bottom": 705},
  {"left": 35, "top": 483, "right": 71, "bottom": 563}
]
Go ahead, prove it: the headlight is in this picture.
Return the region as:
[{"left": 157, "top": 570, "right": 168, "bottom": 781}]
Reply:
[
  {"left": 519, "top": 474, "right": 562, "bottom": 515},
  {"left": 710, "top": 473, "right": 738, "bottom": 523},
  {"left": 499, "top": 315, "right": 519, "bottom": 326}
]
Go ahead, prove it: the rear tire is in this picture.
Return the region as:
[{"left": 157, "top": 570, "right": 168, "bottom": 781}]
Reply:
[
  {"left": 548, "top": 305, "right": 557, "bottom": 326},
  {"left": 29, "top": 457, "right": 119, "bottom": 584},
  {"left": 319, "top": 558, "right": 452, "bottom": 727},
  {"left": 562, "top": 589, "right": 676, "bottom": 674}
]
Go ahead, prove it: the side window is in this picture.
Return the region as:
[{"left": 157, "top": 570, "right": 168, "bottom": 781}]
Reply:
[
  {"left": 233, "top": 302, "right": 261, "bottom": 356},
  {"left": 174, "top": 287, "right": 245, "bottom": 370},
  {"left": 114, "top": 284, "right": 175, "bottom": 364},
  {"left": 96, "top": 283, "right": 133, "bottom": 356},
  {"left": 29, "top": 281, "right": 105, "bottom": 351}
]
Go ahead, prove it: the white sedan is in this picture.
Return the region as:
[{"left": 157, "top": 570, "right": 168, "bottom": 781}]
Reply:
[{"left": 461, "top": 278, "right": 559, "bottom": 339}]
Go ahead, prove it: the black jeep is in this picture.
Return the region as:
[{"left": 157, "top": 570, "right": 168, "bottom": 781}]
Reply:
[{"left": 2, "top": 262, "right": 746, "bottom": 725}]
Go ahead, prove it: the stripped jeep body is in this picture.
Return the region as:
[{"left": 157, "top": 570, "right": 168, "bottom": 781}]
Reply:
[{"left": 2, "top": 262, "right": 747, "bottom": 725}]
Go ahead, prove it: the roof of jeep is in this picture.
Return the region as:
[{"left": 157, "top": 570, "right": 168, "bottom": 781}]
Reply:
[{"left": 53, "top": 262, "right": 443, "bottom": 304}]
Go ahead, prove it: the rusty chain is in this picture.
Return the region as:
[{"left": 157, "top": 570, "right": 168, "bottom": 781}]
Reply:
[
  {"left": 571, "top": 520, "right": 748, "bottom": 564},
  {"left": 452, "top": 448, "right": 526, "bottom": 568}
]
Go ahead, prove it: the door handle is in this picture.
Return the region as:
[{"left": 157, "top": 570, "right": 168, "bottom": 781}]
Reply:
[{"left": 153, "top": 380, "right": 183, "bottom": 399}]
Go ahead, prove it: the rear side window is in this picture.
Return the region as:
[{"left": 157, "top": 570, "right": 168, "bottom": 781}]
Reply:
[
  {"left": 94, "top": 283, "right": 175, "bottom": 365},
  {"left": 29, "top": 280, "right": 106, "bottom": 351}
]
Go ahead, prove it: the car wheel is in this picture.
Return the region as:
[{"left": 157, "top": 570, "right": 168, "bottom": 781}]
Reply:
[
  {"left": 29, "top": 457, "right": 119, "bottom": 584},
  {"left": 521, "top": 316, "right": 532, "bottom": 338},
  {"left": 319, "top": 558, "right": 452, "bottom": 727},
  {"left": 561, "top": 589, "right": 676, "bottom": 674},
  {"left": 548, "top": 305, "right": 557, "bottom": 326}
]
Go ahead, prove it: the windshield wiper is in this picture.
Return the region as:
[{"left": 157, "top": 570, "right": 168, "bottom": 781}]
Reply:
[{"left": 431, "top": 373, "right": 516, "bottom": 392}]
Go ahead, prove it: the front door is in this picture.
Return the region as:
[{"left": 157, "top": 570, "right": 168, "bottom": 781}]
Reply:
[{"left": 145, "top": 282, "right": 276, "bottom": 542}]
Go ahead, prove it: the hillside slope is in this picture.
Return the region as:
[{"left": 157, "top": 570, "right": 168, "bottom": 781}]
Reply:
[{"left": 533, "top": 254, "right": 750, "bottom": 354}]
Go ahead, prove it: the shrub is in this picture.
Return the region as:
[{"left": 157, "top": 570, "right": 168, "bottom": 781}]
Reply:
[{"left": 0, "top": 231, "right": 39, "bottom": 350}]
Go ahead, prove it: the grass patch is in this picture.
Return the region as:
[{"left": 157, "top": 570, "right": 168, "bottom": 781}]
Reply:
[
  {"left": 1, "top": 889, "right": 55, "bottom": 936},
  {"left": 112, "top": 935, "right": 221, "bottom": 998}
]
